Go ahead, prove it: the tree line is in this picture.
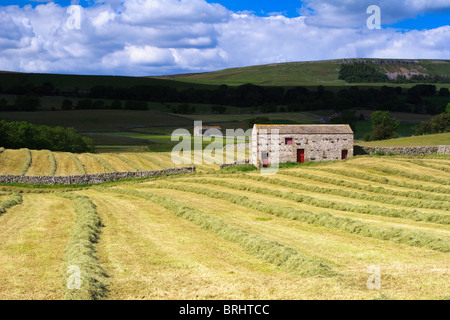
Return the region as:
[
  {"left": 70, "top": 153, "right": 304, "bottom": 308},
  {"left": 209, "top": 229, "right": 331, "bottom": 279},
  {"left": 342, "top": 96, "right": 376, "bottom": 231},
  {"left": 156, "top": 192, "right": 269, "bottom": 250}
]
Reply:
[
  {"left": 1, "top": 82, "right": 448, "bottom": 115},
  {"left": 0, "top": 121, "right": 94, "bottom": 153}
]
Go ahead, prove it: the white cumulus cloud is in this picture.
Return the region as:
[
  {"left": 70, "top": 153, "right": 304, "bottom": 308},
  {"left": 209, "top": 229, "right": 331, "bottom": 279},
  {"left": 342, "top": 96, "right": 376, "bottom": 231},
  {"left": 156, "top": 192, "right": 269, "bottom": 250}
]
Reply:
[{"left": 0, "top": 0, "right": 448, "bottom": 76}]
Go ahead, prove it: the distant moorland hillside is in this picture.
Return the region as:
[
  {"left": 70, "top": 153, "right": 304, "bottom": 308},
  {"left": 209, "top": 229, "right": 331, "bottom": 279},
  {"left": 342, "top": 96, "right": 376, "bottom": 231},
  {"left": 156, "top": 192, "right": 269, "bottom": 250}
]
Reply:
[{"left": 157, "top": 59, "right": 450, "bottom": 87}]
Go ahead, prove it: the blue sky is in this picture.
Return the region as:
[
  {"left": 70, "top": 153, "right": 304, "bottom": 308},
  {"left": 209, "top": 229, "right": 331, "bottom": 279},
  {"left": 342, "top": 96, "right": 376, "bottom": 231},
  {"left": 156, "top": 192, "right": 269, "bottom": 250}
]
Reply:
[
  {"left": 4, "top": 0, "right": 450, "bottom": 29},
  {"left": 0, "top": 0, "right": 449, "bottom": 76}
]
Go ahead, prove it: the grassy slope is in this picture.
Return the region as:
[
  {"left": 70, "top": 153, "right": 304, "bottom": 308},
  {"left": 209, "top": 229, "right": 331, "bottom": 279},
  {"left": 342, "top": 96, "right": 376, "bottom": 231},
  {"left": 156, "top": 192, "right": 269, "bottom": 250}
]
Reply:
[
  {"left": 0, "top": 72, "right": 213, "bottom": 92},
  {"left": 162, "top": 59, "right": 450, "bottom": 88},
  {"left": 357, "top": 132, "right": 450, "bottom": 147}
]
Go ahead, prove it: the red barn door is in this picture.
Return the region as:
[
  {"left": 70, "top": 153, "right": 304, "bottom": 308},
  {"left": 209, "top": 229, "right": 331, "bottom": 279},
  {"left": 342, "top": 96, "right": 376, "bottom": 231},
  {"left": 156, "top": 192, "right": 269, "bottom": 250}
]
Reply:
[
  {"left": 297, "top": 149, "right": 305, "bottom": 163},
  {"left": 342, "top": 149, "right": 348, "bottom": 159}
]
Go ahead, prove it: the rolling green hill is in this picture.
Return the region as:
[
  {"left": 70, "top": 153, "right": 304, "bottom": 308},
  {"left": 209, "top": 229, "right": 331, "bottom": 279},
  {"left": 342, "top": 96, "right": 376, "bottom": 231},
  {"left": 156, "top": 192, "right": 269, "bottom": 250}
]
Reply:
[{"left": 157, "top": 59, "right": 450, "bottom": 88}]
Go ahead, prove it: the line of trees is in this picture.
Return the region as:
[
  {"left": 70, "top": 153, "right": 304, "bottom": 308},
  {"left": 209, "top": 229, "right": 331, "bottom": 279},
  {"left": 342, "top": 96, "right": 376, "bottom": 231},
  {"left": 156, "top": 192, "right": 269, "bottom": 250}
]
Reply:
[
  {"left": 1, "top": 81, "right": 448, "bottom": 116},
  {"left": 0, "top": 121, "right": 94, "bottom": 153}
]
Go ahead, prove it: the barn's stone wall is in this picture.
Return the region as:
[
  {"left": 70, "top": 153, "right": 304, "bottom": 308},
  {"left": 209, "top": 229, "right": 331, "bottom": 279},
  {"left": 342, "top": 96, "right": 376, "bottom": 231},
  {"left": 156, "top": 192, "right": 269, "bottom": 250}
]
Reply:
[
  {"left": 354, "top": 145, "right": 450, "bottom": 156},
  {"left": 252, "top": 127, "right": 354, "bottom": 167},
  {"left": 0, "top": 167, "right": 196, "bottom": 185}
]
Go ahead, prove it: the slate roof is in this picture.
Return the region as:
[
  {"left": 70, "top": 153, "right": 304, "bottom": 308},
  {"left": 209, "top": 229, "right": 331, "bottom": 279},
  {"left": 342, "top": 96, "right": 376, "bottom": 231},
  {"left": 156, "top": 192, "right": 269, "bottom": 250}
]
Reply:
[{"left": 253, "top": 124, "right": 353, "bottom": 134}]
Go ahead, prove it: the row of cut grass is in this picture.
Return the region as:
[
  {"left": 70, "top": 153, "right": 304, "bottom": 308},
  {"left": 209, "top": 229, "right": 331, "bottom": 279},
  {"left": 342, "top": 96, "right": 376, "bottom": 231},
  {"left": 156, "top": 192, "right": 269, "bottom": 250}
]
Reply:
[
  {"left": 0, "top": 193, "right": 23, "bottom": 216},
  {"left": 223, "top": 173, "right": 450, "bottom": 211},
  {"left": 384, "top": 158, "right": 450, "bottom": 176},
  {"left": 68, "top": 153, "right": 87, "bottom": 175},
  {"left": 179, "top": 178, "right": 450, "bottom": 225},
  {"left": 351, "top": 163, "right": 450, "bottom": 186},
  {"left": 19, "top": 149, "right": 32, "bottom": 176},
  {"left": 103, "top": 187, "right": 335, "bottom": 277},
  {"left": 318, "top": 168, "right": 450, "bottom": 195},
  {"left": 47, "top": 150, "right": 57, "bottom": 176},
  {"left": 91, "top": 154, "right": 116, "bottom": 173},
  {"left": 109, "top": 154, "right": 144, "bottom": 172},
  {"left": 274, "top": 170, "right": 450, "bottom": 202},
  {"left": 58, "top": 192, "right": 108, "bottom": 300},
  {"left": 141, "top": 183, "right": 450, "bottom": 253}
]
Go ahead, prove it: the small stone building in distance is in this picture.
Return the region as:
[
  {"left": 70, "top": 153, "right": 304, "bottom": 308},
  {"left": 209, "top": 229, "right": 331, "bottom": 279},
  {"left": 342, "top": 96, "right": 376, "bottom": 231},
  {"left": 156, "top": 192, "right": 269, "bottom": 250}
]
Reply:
[
  {"left": 251, "top": 124, "right": 354, "bottom": 168},
  {"left": 193, "top": 125, "right": 222, "bottom": 137}
]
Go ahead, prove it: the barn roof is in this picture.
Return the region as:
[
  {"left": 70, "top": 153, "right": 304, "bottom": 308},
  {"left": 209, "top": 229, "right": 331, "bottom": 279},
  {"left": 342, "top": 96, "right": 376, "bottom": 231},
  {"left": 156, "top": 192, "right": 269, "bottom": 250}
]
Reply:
[{"left": 253, "top": 124, "right": 353, "bottom": 134}]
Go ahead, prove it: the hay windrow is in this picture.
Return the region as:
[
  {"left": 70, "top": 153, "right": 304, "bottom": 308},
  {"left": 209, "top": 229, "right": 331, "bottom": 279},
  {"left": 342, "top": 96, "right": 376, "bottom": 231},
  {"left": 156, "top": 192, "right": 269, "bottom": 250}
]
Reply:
[
  {"left": 68, "top": 153, "right": 87, "bottom": 175},
  {"left": 103, "top": 187, "right": 335, "bottom": 278},
  {"left": 0, "top": 193, "right": 23, "bottom": 215},
  {"left": 46, "top": 150, "right": 57, "bottom": 176},
  {"left": 58, "top": 192, "right": 108, "bottom": 300},
  {"left": 189, "top": 177, "right": 450, "bottom": 224},
  {"left": 143, "top": 183, "right": 450, "bottom": 253},
  {"left": 19, "top": 149, "right": 32, "bottom": 176},
  {"left": 110, "top": 154, "right": 144, "bottom": 172},
  {"left": 91, "top": 154, "right": 116, "bottom": 173}
]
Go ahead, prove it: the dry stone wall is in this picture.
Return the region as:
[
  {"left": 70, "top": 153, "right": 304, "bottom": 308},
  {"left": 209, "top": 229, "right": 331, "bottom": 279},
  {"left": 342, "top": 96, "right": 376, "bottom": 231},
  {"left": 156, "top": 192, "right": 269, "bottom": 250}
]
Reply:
[
  {"left": 0, "top": 167, "right": 196, "bottom": 185},
  {"left": 354, "top": 145, "right": 450, "bottom": 156}
]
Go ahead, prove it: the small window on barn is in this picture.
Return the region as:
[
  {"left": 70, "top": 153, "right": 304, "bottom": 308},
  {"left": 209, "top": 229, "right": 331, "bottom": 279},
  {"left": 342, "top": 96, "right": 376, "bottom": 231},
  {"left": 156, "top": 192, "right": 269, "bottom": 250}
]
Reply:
[{"left": 285, "top": 138, "right": 293, "bottom": 145}]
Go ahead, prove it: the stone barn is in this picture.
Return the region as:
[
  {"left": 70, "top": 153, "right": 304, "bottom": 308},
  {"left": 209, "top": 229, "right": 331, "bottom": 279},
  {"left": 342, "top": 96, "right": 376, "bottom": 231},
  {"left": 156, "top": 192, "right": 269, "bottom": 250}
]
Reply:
[
  {"left": 251, "top": 124, "right": 354, "bottom": 168},
  {"left": 193, "top": 125, "right": 222, "bottom": 137}
]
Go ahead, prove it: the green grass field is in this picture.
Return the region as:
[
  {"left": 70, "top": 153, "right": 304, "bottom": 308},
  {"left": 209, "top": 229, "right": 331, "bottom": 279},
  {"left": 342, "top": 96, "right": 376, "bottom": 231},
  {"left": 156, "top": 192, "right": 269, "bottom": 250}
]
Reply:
[
  {"left": 159, "top": 59, "right": 450, "bottom": 89},
  {"left": 358, "top": 132, "right": 450, "bottom": 147},
  {"left": 0, "top": 155, "right": 449, "bottom": 299}
]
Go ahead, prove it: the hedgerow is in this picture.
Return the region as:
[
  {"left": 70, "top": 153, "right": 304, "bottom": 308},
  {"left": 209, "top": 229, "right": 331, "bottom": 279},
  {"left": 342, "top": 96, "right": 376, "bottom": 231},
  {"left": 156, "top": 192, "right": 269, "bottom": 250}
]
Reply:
[
  {"left": 46, "top": 150, "right": 57, "bottom": 176},
  {"left": 91, "top": 154, "right": 115, "bottom": 173},
  {"left": 19, "top": 148, "right": 32, "bottom": 176},
  {"left": 58, "top": 192, "right": 108, "bottom": 300},
  {"left": 103, "top": 187, "right": 335, "bottom": 278},
  {"left": 68, "top": 153, "right": 87, "bottom": 175},
  {"left": 142, "top": 183, "right": 450, "bottom": 253},
  {"left": 0, "top": 193, "right": 23, "bottom": 215},
  {"left": 183, "top": 178, "right": 450, "bottom": 225}
]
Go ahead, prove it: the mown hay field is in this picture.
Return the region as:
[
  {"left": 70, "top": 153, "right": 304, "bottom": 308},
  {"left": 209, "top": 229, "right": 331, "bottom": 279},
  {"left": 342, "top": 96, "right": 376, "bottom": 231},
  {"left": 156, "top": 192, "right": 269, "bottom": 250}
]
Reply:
[
  {"left": 0, "top": 155, "right": 448, "bottom": 300},
  {"left": 0, "top": 149, "right": 220, "bottom": 177}
]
